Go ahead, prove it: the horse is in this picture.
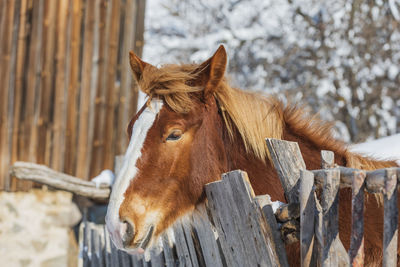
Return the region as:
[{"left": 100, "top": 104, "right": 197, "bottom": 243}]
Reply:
[{"left": 105, "top": 45, "right": 399, "bottom": 266}]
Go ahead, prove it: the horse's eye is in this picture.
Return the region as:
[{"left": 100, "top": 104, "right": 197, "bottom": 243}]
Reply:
[{"left": 166, "top": 130, "right": 182, "bottom": 141}]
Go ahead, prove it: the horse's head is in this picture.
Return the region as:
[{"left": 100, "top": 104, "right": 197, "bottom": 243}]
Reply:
[{"left": 105, "top": 46, "right": 230, "bottom": 253}]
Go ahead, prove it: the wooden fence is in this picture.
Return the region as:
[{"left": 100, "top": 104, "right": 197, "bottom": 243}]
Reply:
[
  {"left": 267, "top": 139, "right": 400, "bottom": 266},
  {"left": 78, "top": 170, "right": 289, "bottom": 267},
  {"left": 10, "top": 139, "right": 400, "bottom": 266},
  {"left": 0, "top": 0, "right": 145, "bottom": 191}
]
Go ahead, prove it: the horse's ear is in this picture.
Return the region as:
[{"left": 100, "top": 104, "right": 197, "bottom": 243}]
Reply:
[
  {"left": 195, "top": 45, "right": 227, "bottom": 98},
  {"left": 129, "top": 51, "right": 149, "bottom": 81}
]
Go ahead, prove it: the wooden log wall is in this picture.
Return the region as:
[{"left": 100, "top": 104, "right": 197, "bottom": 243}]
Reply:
[{"left": 0, "top": 0, "right": 145, "bottom": 191}]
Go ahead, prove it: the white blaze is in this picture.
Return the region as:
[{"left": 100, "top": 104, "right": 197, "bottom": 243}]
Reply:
[{"left": 106, "top": 99, "right": 163, "bottom": 249}]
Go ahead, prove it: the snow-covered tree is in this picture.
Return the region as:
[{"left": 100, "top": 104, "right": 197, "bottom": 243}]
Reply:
[{"left": 143, "top": 0, "right": 400, "bottom": 143}]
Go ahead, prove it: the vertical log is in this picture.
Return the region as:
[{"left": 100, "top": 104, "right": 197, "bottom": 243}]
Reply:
[
  {"left": 161, "top": 233, "right": 176, "bottom": 267},
  {"left": 37, "top": 0, "right": 57, "bottom": 167},
  {"left": 300, "top": 170, "right": 316, "bottom": 267},
  {"left": 383, "top": 168, "right": 398, "bottom": 267},
  {"left": 9, "top": 0, "right": 29, "bottom": 191},
  {"left": 76, "top": 0, "right": 97, "bottom": 179},
  {"left": 103, "top": 0, "right": 122, "bottom": 172},
  {"left": 190, "top": 205, "right": 225, "bottom": 267},
  {"left": 90, "top": 0, "right": 113, "bottom": 175},
  {"left": 205, "top": 170, "right": 280, "bottom": 267},
  {"left": 265, "top": 138, "right": 306, "bottom": 203},
  {"left": 0, "top": 0, "right": 18, "bottom": 190},
  {"left": 133, "top": 0, "right": 146, "bottom": 56},
  {"left": 255, "top": 195, "right": 290, "bottom": 267},
  {"left": 51, "top": 0, "right": 70, "bottom": 172},
  {"left": 320, "top": 150, "right": 349, "bottom": 265},
  {"left": 320, "top": 169, "right": 340, "bottom": 266},
  {"left": 181, "top": 223, "right": 200, "bottom": 267},
  {"left": 349, "top": 170, "right": 366, "bottom": 266},
  {"left": 64, "top": 0, "right": 82, "bottom": 176},
  {"left": 173, "top": 222, "right": 196, "bottom": 267},
  {"left": 19, "top": 0, "right": 44, "bottom": 190},
  {"left": 116, "top": 0, "right": 138, "bottom": 155},
  {"left": 104, "top": 224, "right": 113, "bottom": 267},
  {"left": 321, "top": 150, "right": 334, "bottom": 169}
]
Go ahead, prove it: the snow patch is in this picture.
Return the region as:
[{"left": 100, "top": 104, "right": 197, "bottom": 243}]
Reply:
[
  {"left": 271, "top": 201, "right": 285, "bottom": 213},
  {"left": 351, "top": 134, "right": 400, "bottom": 165},
  {"left": 91, "top": 170, "right": 115, "bottom": 188}
]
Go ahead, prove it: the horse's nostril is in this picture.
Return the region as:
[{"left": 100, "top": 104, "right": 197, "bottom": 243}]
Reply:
[{"left": 121, "top": 220, "right": 135, "bottom": 247}]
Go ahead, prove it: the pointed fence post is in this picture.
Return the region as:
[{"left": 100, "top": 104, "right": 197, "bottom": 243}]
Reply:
[
  {"left": 349, "top": 170, "right": 366, "bottom": 266},
  {"left": 265, "top": 138, "right": 306, "bottom": 204},
  {"left": 205, "top": 170, "right": 289, "bottom": 267},
  {"left": 383, "top": 168, "right": 398, "bottom": 267},
  {"left": 299, "top": 170, "right": 316, "bottom": 267}
]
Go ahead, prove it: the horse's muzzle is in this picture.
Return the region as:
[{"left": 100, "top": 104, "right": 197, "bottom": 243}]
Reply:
[
  {"left": 105, "top": 215, "right": 135, "bottom": 249},
  {"left": 121, "top": 220, "right": 135, "bottom": 247}
]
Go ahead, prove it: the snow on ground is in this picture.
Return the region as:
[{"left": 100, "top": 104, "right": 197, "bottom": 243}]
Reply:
[{"left": 350, "top": 133, "right": 400, "bottom": 165}]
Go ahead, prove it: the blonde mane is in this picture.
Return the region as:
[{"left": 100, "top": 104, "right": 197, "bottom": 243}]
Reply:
[{"left": 137, "top": 63, "right": 397, "bottom": 168}]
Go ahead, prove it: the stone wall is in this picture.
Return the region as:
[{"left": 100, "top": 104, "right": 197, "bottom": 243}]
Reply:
[{"left": 0, "top": 189, "right": 81, "bottom": 267}]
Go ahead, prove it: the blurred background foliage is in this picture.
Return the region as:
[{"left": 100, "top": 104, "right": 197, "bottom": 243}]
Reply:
[{"left": 143, "top": 0, "right": 400, "bottom": 143}]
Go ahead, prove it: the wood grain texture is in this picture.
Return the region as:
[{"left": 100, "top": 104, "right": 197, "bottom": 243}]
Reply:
[
  {"left": 9, "top": 0, "right": 29, "bottom": 191},
  {"left": 299, "top": 170, "right": 315, "bottom": 267},
  {"left": 0, "top": 0, "right": 18, "bottom": 190},
  {"left": 320, "top": 150, "right": 335, "bottom": 169},
  {"left": 205, "top": 170, "right": 280, "bottom": 267},
  {"left": 0, "top": 0, "right": 144, "bottom": 190},
  {"left": 191, "top": 204, "right": 224, "bottom": 267},
  {"left": 11, "top": 161, "right": 110, "bottom": 200},
  {"left": 255, "top": 194, "right": 290, "bottom": 267},
  {"left": 320, "top": 169, "right": 341, "bottom": 266},
  {"left": 21, "top": 0, "right": 45, "bottom": 191},
  {"left": 383, "top": 168, "right": 398, "bottom": 267},
  {"left": 76, "top": 0, "right": 97, "bottom": 179},
  {"left": 266, "top": 138, "right": 306, "bottom": 203},
  {"left": 312, "top": 167, "right": 400, "bottom": 193},
  {"left": 349, "top": 170, "right": 366, "bottom": 266},
  {"left": 103, "top": 0, "right": 122, "bottom": 172}
]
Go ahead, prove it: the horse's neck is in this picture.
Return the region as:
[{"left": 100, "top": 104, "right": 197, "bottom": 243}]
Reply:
[
  {"left": 222, "top": 121, "right": 397, "bottom": 202},
  {"left": 282, "top": 125, "right": 398, "bottom": 170},
  {"left": 222, "top": 126, "right": 337, "bottom": 202},
  {"left": 222, "top": 129, "right": 286, "bottom": 202},
  {"left": 282, "top": 126, "right": 346, "bottom": 169}
]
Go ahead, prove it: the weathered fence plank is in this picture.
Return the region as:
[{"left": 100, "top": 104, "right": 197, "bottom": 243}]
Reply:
[
  {"left": 173, "top": 222, "right": 196, "bottom": 267},
  {"left": 255, "top": 195, "right": 290, "bottom": 267},
  {"left": 321, "top": 150, "right": 335, "bottom": 169},
  {"left": 349, "top": 170, "right": 366, "bottom": 266},
  {"left": 320, "top": 169, "right": 341, "bottom": 266},
  {"left": 320, "top": 150, "right": 349, "bottom": 266},
  {"left": 266, "top": 138, "right": 306, "bottom": 203},
  {"left": 312, "top": 167, "right": 400, "bottom": 193},
  {"left": 191, "top": 205, "right": 225, "bottom": 267},
  {"left": 181, "top": 222, "right": 200, "bottom": 267},
  {"left": 383, "top": 168, "right": 398, "bottom": 267},
  {"left": 300, "top": 170, "right": 316, "bottom": 267},
  {"left": 76, "top": 163, "right": 400, "bottom": 267},
  {"left": 205, "top": 177, "right": 249, "bottom": 267},
  {"left": 161, "top": 234, "right": 176, "bottom": 267},
  {"left": 205, "top": 170, "right": 282, "bottom": 267}
]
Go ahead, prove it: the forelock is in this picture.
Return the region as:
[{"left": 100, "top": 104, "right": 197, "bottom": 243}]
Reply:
[{"left": 138, "top": 64, "right": 203, "bottom": 113}]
